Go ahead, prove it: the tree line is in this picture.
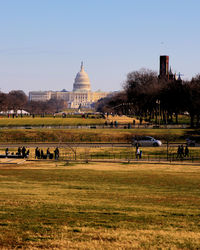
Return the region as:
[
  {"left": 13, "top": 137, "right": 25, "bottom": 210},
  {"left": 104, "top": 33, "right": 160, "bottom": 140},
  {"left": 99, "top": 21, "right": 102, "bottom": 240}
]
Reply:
[
  {"left": 0, "top": 90, "right": 65, "bottom": 115},
  {"left": 96, "top": 69, "right": 200, "bottom": 128}
]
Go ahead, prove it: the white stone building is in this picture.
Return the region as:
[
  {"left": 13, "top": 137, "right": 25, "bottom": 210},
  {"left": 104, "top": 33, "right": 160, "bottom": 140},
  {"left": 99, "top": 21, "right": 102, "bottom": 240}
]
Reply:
[
  {"left": 29, "top": 91, "right": 53, "bottom": 102},
  {"left": 29, "top": 63, "right": 110, "bottom": 108}
]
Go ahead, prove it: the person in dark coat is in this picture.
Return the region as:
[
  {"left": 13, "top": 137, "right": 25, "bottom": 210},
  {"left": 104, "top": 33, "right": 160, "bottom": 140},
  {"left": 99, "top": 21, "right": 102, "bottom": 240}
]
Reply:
[
  {"left": 54, "top": 147, "right": 59, "bottom": 160},
  {"left": 47, "top": 148, "right": 50, "bottom": 159},
  {"left": 17, "top": 147, "right": 22, "bottom": 156},
  {"left": 177, "top": 145, "right": 181, "bottom": 158},
  {"left": 5, "top": 148, "right": 9, "bottom": 157},
  {"left": 35, "top": 147, "right": 39, "bottom": 159},
  {"left": 41, "top": 149, "right": 44, "bottom": 159},
  {"left": 38, "top": 149, "right": 41, "bottom": 159},
  {"left": 22, "top": 146, "right": 26, "bottom": 158},
  {"left": 185, "top": 146, "right": 189, "bottom": 157}
]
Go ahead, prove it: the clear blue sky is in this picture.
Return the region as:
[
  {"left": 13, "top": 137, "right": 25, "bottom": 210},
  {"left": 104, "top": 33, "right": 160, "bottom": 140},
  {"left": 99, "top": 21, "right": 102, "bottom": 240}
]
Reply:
[{"left": 0, "top": 0, "right": 200, "bottom": 94}]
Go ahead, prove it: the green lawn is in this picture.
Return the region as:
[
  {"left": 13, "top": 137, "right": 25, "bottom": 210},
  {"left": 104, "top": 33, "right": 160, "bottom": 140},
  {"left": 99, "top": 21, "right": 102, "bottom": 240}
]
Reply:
[
  {"left": 0, "top": 162, "right": 200, "bottom": 248},
  {"left": 0, "top": 117, "right": 105, "bottom": 127}
]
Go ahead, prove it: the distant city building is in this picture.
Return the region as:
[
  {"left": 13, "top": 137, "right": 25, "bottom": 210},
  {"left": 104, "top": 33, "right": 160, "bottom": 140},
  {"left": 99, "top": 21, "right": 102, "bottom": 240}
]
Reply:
[
  {"left": 29, "top": 63, "right": 110, "bottom": 108},
  {"left": 158, "top": 55, "right": 182, "bottom": 82},
  {"left": 29, "top": 91, "right": 53, "bottom": 102},
  {"left": 159, "top": 55, "right": 169, "bottom": 79}
]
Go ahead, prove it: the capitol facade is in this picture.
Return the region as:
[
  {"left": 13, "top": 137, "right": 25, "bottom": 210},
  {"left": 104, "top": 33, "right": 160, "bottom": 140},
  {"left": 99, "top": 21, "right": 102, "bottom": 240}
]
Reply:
[{"left": 29, "top": 63, "right": 110, "bottom": 108}]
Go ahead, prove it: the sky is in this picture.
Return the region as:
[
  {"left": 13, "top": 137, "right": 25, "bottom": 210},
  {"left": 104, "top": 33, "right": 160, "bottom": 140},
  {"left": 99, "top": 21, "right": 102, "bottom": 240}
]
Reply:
[{"left": 0, "top": 0, "right": 200, "bottom": 94}]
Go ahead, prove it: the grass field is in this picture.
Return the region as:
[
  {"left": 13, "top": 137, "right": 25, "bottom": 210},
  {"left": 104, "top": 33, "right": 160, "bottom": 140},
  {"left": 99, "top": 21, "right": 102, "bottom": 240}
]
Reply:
[
  {"left": 0, "top": 117, "right": 105, "bottom": 127},
  {"left": 0, "top": 115, "right": 140, "bottom": 127},
  {"left": 0, "top": 114, "right": 191, "bottom": 126},
  {"left": 1, "top": 162, "right": 200, "bottom": 249},
  {"left": 0, "top": 128, "right": 197, "bottom": 143}
]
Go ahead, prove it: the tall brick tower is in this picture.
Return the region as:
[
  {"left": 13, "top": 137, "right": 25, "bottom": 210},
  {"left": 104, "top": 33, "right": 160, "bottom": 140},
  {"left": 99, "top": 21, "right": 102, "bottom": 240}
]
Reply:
[{"left": 159, "top": 55, "right": 169, "bottom": 79}]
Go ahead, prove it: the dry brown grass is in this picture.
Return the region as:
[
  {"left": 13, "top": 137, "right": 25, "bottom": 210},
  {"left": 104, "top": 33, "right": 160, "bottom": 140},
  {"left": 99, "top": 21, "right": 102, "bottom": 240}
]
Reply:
[
  {"left": 106, "top": 115, "right": 140, "bottom": 124},
  {"left": 1, "top": 162, "right": 200, "bottom": 249},
  {"left": 57, "top": 227, "right": 200, "bottom": 249}
]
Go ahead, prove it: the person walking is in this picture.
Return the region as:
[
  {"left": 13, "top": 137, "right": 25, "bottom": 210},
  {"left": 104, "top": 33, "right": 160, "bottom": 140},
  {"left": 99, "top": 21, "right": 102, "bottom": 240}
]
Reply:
[
  {"left": 136, "top": 147, "right": 140, "bottom": 159},
  {"left": 185, "top": 146, "right": 189, "bottom": 157},
  {"left": 46, "top": 148, "right": 50, "bottom": 159},
  {"left": 177, "top": 145, "right": 181, "bottom": 159},
  {"left": 35, "top": 147, "right": 40, "bottom": 159},
  {"left": 56, "top": 147, "right": 59, "bottom": 160},
  {"left": 35, "top": 147, "right": 38, "bottom": 159},
  {"left": 54, "top": 147, "right": 59, "bottom": 160}
]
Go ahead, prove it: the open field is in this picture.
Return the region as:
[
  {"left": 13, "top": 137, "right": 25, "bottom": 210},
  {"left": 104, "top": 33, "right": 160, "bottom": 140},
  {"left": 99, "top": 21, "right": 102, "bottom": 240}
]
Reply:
[
  {"left": 0, "top": 128, "right": 198, "bottom": 143},
  {"left": 1, "top": 162, "right": 200, "bottom": 249},
  {"left": 0, "top": 115, "right": 191, "bottom": 127},
  {"left": 0, "top": 115, "right": 141, "bottom": 127},
  {"left": 0, "top": 117, "right": 105, "bottom": 127}
]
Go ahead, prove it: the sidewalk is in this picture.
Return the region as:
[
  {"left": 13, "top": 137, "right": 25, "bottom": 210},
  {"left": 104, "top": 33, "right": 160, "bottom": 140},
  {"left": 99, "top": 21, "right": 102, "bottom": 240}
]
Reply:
[
  {"left": 61, "top": 158, "right": 200, "bottom": 166},
  {"left": 0, "top": 158, "right": 26, "bottom": 164}
]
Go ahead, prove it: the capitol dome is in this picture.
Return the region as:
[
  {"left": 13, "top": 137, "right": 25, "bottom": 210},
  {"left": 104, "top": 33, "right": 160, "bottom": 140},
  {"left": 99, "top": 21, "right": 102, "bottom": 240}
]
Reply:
[{"left": 73, "top": 62, "right": 91, "bottom": 92}]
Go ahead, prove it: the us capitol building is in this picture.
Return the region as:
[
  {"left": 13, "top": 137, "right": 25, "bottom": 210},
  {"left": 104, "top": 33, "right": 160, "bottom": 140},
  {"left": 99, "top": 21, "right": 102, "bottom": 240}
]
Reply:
[{"left": 29, "top": 63, "right": 110, "bottom": 108}]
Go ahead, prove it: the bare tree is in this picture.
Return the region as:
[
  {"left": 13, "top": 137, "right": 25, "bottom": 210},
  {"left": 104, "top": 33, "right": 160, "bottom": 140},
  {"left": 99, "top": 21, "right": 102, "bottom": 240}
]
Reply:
[
  {"left": 7, "top": 90, "right": 27, "bottom": 113},
  {"left": 185, "top": 75, "right": 200, "bottom": 127},
  {"left": 124, "top": 68, "right": 158, "bottom": 119},
  {"left": 0, "top": 92, "right": 8, "bottom": 112}
]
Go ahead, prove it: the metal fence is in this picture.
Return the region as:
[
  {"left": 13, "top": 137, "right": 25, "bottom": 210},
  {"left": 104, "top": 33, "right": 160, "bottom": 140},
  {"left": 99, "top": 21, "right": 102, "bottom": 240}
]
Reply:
[{"left": 59, "top": 151, "right": 200, "bottom": 163}]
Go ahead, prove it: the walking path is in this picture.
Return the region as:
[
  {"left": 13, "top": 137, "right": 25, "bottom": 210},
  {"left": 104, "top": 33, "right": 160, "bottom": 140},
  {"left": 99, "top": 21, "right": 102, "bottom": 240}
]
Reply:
[{"left": 0, "top": 158, "right": 26, "bottom": 164}]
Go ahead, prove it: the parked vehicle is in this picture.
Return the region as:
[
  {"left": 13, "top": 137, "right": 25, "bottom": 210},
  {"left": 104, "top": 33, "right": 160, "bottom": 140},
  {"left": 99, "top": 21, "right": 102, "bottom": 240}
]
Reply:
[
  {"left": 186, "top": 136, "right": 200, "bottom": 147},
  {"left": 132, "top": 136, "right": 162, "bottom": 147}
]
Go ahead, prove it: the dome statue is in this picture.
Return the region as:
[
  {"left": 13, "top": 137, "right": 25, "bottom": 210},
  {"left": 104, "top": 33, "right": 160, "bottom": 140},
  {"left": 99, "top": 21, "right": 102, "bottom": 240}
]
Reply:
[{"left": 73, "top": 62, "right": 91, "bottom": 92}]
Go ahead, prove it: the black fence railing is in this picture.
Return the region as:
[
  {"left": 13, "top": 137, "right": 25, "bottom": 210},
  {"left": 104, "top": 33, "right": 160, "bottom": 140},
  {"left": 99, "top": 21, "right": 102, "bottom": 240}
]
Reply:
[{"left": 59, "top": 151, "right": 200, "bottom": 163}]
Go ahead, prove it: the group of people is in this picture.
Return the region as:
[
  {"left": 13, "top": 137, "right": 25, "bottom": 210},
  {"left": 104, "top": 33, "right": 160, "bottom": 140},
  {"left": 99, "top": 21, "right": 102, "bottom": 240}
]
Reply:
[
  {"left": 104, "top": 120, "right": 137, "bottom": 129},
  {"left": 17, "top": 146, "right": 30, "bottom": 158},
  {"left": 104, "top": 120, "right": 119, "bottom": 128},
  {"left": 4, "top": 146, "right": 60, "bottom": 160},
  {"left": 35, "top": 147, "right": 59, "bottom": 160},
  {"left": 5, "top": 146, "right": 30, "bottom": 158},
  {"left": 177, "top": 145, "right": 189, "bottom": 158}
]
